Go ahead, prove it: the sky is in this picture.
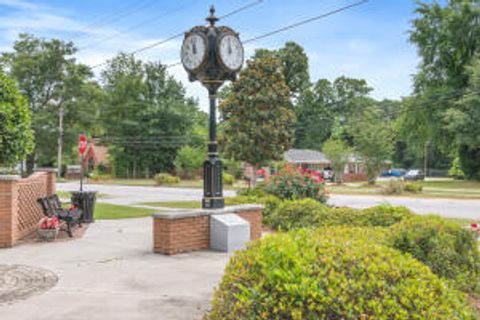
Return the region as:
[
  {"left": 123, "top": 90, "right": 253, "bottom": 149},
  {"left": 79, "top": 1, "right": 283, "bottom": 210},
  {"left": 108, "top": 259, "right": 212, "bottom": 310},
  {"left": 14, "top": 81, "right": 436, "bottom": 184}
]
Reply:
[{"left": 0, "top": 0, "right": 422, "bottom": 111}]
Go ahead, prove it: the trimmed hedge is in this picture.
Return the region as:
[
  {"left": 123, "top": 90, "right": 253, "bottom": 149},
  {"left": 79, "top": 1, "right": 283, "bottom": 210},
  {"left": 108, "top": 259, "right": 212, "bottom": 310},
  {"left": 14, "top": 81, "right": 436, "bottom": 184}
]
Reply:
[
  {"left": 389, "top": 215, "right": 480, "bottom": 293},
  {"left": 266, "top": 199, "right": 414, "bottom": 230},
  {"left": 208, "top": 229, "right": 475, "bottom": 319}
]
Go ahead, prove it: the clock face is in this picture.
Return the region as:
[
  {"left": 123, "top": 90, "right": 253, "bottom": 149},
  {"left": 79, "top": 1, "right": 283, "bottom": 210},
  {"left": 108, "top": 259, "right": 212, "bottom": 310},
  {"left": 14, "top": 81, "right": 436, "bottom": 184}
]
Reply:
[
  {"left": 181, "top": 33, "right": 207, "bottom": 71},
  {"left": 218, "top": 34, "right": 244, "bottom": 71}
]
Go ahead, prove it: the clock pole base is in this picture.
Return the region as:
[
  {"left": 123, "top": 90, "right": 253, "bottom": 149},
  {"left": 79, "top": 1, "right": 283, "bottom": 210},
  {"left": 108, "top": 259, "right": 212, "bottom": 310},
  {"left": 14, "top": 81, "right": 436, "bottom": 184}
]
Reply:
[{"left": 202, "top": 197, "right": 224, "bottom": 209}]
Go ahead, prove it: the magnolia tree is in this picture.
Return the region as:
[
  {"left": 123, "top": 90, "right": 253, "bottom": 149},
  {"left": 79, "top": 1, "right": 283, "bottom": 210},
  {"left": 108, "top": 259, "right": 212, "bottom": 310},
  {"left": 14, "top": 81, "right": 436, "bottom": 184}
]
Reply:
[
  {"left": 0, "top": 70, "right": 34, "bottom": 169},
  {"left": 219, "top": 54, "right": 296, "bottom": 187}
]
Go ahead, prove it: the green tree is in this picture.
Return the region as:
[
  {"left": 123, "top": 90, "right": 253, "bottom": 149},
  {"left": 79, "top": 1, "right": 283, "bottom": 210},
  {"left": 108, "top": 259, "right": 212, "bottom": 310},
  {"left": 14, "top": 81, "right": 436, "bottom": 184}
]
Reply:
[
  {"left": 294, "top": 79, "right": 335, "bottom": 149},
  {"left": 1, "top": 34, "right": 94, "bottom": 173},
  {"left": 451, "top": 58, "right": 480, "bottom": 179},
  {"left": 278, "top": 41, "right": 310, "bottom": 96},
  {"left": 0, "top": 70, "right": 34, "bottom": 167},
  {"left": 322, "top": 138, "right": 351, "bottom": 184},
  {"left": 174, "top": 146, "right": 204, "bottom": 179},
  {"left": 219, "top": 55, "right": 296, "bottom": 186},
  {"left": 350, "top": 108, "right": 395, "bottom": 184},
  {"left": 400, "top": 0, "right": 480, "bottom": 176},
  {"left": 253, "top": 41, "right": 310, "bottom": 97},
  {"left": 101, "top": 53, "right": 201, "bottom": 177}
]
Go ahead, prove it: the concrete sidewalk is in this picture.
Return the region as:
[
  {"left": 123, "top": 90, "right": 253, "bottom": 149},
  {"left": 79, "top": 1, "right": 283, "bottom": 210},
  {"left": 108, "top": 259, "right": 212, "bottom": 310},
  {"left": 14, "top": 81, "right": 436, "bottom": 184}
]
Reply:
[{"left": 0, "top": 218, "right": 229, "bottom": 320}]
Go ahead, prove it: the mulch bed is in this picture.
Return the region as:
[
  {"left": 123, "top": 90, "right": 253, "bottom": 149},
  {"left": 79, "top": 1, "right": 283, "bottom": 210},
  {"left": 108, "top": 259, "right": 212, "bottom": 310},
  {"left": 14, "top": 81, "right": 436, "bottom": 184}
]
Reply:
[{"left": 16, "top": 222, "right": 89, "bottom": 246}]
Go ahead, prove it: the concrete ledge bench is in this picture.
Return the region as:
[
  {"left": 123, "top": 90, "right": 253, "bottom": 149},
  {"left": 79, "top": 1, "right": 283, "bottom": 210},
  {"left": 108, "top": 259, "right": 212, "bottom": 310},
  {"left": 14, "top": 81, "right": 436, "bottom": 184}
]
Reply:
[{"left": 152, "top": 204, "right": 263, "bottom": 255}]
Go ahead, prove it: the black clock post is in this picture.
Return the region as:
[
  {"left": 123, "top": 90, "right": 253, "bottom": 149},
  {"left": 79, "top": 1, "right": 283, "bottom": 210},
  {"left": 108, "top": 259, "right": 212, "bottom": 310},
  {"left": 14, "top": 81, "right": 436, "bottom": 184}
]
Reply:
[{"left": 181, "top": 6, "right": 244, "bottom": 209}]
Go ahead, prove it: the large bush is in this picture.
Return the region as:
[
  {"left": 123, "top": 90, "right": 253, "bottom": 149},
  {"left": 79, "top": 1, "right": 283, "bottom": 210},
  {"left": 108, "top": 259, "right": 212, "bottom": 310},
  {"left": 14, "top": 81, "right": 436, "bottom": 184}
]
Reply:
[
  {"left": 267, "top": 164, "right": 327, "bottom": 203},
  {"left": 174, "top": 146, "right": 204, "bottom": 179},
  {"left": 154, "top": 173, "right": 180, "bottom": 185},
  {"left": 222, "top": 172, "right": 235, "bottom": 185},
  {"left": 389, "top": 215, "right": 480, "bottom": 293},
  {"left": 208, "top": 229, "right": 475, "bottom": 319},
  {"left": 267, "top": 199, "right": 413, "bottom": 230},
  {"left": 0, "top": 71, "right": 34, "bottom": 167}
]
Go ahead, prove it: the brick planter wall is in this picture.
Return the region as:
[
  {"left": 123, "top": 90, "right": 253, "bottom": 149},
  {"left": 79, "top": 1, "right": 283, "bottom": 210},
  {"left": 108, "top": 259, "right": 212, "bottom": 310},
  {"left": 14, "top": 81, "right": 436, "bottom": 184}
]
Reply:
[
  {"left": 0, "top": 169, "right": 56, "bottom": 248},
  {"left": 153, "top": 205, "right": 263, "bottom": 255}
]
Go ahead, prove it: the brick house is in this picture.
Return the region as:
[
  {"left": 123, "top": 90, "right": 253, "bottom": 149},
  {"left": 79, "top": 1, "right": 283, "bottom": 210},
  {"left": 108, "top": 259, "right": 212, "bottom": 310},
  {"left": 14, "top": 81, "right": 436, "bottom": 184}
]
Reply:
[
  {"left": 284, "top": 149, "right": 364, "bottom": 174},
  {"left": 79, "top": 140, "right": 110, "bottom": 172}
]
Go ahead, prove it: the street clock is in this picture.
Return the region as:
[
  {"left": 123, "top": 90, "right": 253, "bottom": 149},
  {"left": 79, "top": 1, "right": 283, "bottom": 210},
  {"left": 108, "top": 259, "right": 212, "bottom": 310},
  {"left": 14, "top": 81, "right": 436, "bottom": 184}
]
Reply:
[{"left": 181, "top": 6, "right": 244, "bottom": 209}]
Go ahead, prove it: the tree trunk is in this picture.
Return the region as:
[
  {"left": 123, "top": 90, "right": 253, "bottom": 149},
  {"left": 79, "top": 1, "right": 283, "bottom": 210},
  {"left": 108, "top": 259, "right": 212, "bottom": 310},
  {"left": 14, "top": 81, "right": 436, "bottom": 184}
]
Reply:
[
  {"left": 57, "top": 105, "right": 64, "bottom": 178},
  {"left": 251, "top": 163, "right": 258, "bottom": 189},
  {"left": 26, "top": 152, "right": 35, "bottom": 175}
]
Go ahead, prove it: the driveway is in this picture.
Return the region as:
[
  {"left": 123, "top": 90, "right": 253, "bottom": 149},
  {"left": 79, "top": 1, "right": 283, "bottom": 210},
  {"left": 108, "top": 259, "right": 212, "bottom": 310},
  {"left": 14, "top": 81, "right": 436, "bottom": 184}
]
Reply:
[
  {"left": 0, "top": 218, "right": 228, "bottom": 320},
  {"left": 58, "top": 182, "right": 480, "bottom": 220}
]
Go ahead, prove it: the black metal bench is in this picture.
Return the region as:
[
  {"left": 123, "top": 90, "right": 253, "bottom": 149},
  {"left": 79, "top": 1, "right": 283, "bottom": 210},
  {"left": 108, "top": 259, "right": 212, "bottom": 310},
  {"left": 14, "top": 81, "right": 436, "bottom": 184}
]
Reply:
[{"left": 37, "top": 195, "right": 82, "bottom": 237}]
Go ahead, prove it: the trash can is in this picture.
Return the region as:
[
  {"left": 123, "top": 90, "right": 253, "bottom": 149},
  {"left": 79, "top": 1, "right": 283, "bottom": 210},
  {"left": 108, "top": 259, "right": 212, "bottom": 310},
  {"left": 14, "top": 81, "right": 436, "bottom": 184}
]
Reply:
[{"left": 71, "top": 191, "right": 97, "bottom": 223}]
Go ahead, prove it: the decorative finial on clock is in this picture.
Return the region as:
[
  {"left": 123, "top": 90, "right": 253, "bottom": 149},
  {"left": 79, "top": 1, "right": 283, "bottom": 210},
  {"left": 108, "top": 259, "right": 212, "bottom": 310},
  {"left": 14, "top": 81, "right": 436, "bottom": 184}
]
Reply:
[{"left": 206, "top": 5, "right": 219, "bottom": 26}]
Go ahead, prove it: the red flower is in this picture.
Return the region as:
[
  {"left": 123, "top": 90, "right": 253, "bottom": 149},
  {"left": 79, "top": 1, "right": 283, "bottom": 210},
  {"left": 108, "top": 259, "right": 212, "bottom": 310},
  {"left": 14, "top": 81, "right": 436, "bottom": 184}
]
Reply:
[
  {"left": 471, "top": 223, "right": 478, "bottom": 229},
  {"left": 304, "top": 168, "right": 310, "bottom": 173}
]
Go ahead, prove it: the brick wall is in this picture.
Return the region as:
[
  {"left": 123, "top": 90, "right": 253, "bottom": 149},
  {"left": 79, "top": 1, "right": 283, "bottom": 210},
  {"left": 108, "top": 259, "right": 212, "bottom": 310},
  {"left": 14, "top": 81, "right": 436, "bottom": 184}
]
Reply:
[
  {"left": 0, "top": 176, "right": 19, "bottom": 248},
  {"left": 153, "top": 206, "right": 263, "bottom": 255},
  {"left": 237, "top": 210, "right": 262, "bottom": 240},
  {"left": 153, "top": 216, "right": 210, "bottom": 255},
  {"left": 0, "top": 169, "right": 56, "bottom": 248}
]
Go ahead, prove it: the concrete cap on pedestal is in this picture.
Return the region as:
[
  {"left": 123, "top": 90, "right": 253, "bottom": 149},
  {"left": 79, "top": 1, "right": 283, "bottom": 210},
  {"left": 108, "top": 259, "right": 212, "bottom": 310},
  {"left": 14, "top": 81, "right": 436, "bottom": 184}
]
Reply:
[{"left": 152, "top": 204, "right": 264, "bottom": 220}]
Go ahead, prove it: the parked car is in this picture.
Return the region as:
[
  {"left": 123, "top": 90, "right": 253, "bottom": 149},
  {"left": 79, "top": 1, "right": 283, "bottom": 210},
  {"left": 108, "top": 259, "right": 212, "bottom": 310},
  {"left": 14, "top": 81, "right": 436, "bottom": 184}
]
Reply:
[
  {"left": 404, "top": 169, "right": 425, "bottom": 181},
  {"left": 391, "top": 168, "right": 407, "bottom": 177},
  {"left": 381, "top": 168, "right": 406, "bottom": 177},
  {"left": 323, "top": 169, "right": 334, "bottom": 181}
]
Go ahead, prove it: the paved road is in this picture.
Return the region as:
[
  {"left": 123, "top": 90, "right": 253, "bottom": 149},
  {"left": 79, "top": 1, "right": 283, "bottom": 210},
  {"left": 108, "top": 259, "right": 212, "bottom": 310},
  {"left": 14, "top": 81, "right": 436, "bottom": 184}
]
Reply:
[
  {"left": 58, "top": 182, "right": 480, "bottom": 220},
  {"left": 0, "top": 218, "right": 228, "bottom": 320}
]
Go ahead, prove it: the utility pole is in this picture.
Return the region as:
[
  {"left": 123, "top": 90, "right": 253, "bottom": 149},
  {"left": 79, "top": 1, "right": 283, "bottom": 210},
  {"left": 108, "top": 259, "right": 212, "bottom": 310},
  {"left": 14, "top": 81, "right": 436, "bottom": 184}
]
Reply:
[
  {"left": 57, "top": 105, "right": 64, "bottom": 178},
  {"left": 424, "top": 140, "right": 430, "bottom": 178}
]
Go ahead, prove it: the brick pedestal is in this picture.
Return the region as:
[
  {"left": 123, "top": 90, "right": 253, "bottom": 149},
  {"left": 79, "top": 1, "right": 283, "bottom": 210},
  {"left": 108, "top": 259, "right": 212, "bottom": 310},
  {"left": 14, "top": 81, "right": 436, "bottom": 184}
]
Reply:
[
  {"left": 0, "top": 169, "right": 57, "bottom": 248},
  {"left": 153, "top": 205, "right": 263, "bottom": 255},
  {"left": 0, "top": 176, "right": 20, "bottom": 248}
]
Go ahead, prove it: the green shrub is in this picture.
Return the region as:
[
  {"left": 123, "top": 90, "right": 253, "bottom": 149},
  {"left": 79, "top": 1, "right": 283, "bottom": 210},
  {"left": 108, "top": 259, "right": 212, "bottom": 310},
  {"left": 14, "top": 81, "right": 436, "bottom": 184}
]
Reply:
[
  {"left": 358, "top": 204, "right": 414, "bottom": 227},
  {"left": 237, "top": 186, "right": 266, "bottom": 197},
  {"left": 389, "top": 215, "right": 480, "bottom": 293},
  {"left": 449, "top": 156, "right": 465, "bottom": 179},
  {"left": 154, "top": 173, "right": 180, "bottom": 185},
  {"left": 267, "top": 164, "right": 327, "bottom": 203},
  {"left": 267, "top": 200, "right": 413, "bottom": 230},
  {"left": 381, "top": 178, "right": 404, "bottom": 194},
  {"left": 222, "top": 172, "right": 235, "bottom": 185},
  {"left": 267, "top": 199, "right": 330, "bottom": 230},
  {"left": 208, "top": 229, "right": 475, "bottom": 320},
  {"left": 405, "top": 181, "right": 423, "bottom": 193}
]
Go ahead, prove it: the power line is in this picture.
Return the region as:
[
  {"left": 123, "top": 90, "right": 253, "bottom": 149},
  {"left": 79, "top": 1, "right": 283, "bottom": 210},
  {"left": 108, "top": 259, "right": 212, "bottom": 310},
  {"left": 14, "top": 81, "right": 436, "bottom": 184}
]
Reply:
[
  {"left": 163, "top": 0, "right": 369, "bottom": 69},
  {"left": 244, "top": 0, "right": 368, "bottom": 43},
  {"left": 90, "top": 0, "right": 265, "bottom": 70}
]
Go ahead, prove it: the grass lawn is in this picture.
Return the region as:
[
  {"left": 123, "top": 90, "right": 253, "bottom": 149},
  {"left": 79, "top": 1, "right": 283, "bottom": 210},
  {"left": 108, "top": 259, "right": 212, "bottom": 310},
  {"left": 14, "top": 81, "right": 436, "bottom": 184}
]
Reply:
[
  {"left": 140, "top": 200, "right": 202, "bottom": 209},
  {"left": 94, "top": 203, "right": 157, "bottom": 219}
]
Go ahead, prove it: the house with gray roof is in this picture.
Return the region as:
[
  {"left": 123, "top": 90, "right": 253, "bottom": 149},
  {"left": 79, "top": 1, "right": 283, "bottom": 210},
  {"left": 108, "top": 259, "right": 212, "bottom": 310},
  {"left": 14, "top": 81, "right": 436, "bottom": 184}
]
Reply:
[{"left": 283, "top": 149, "right": 363, "bottom": 174}]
